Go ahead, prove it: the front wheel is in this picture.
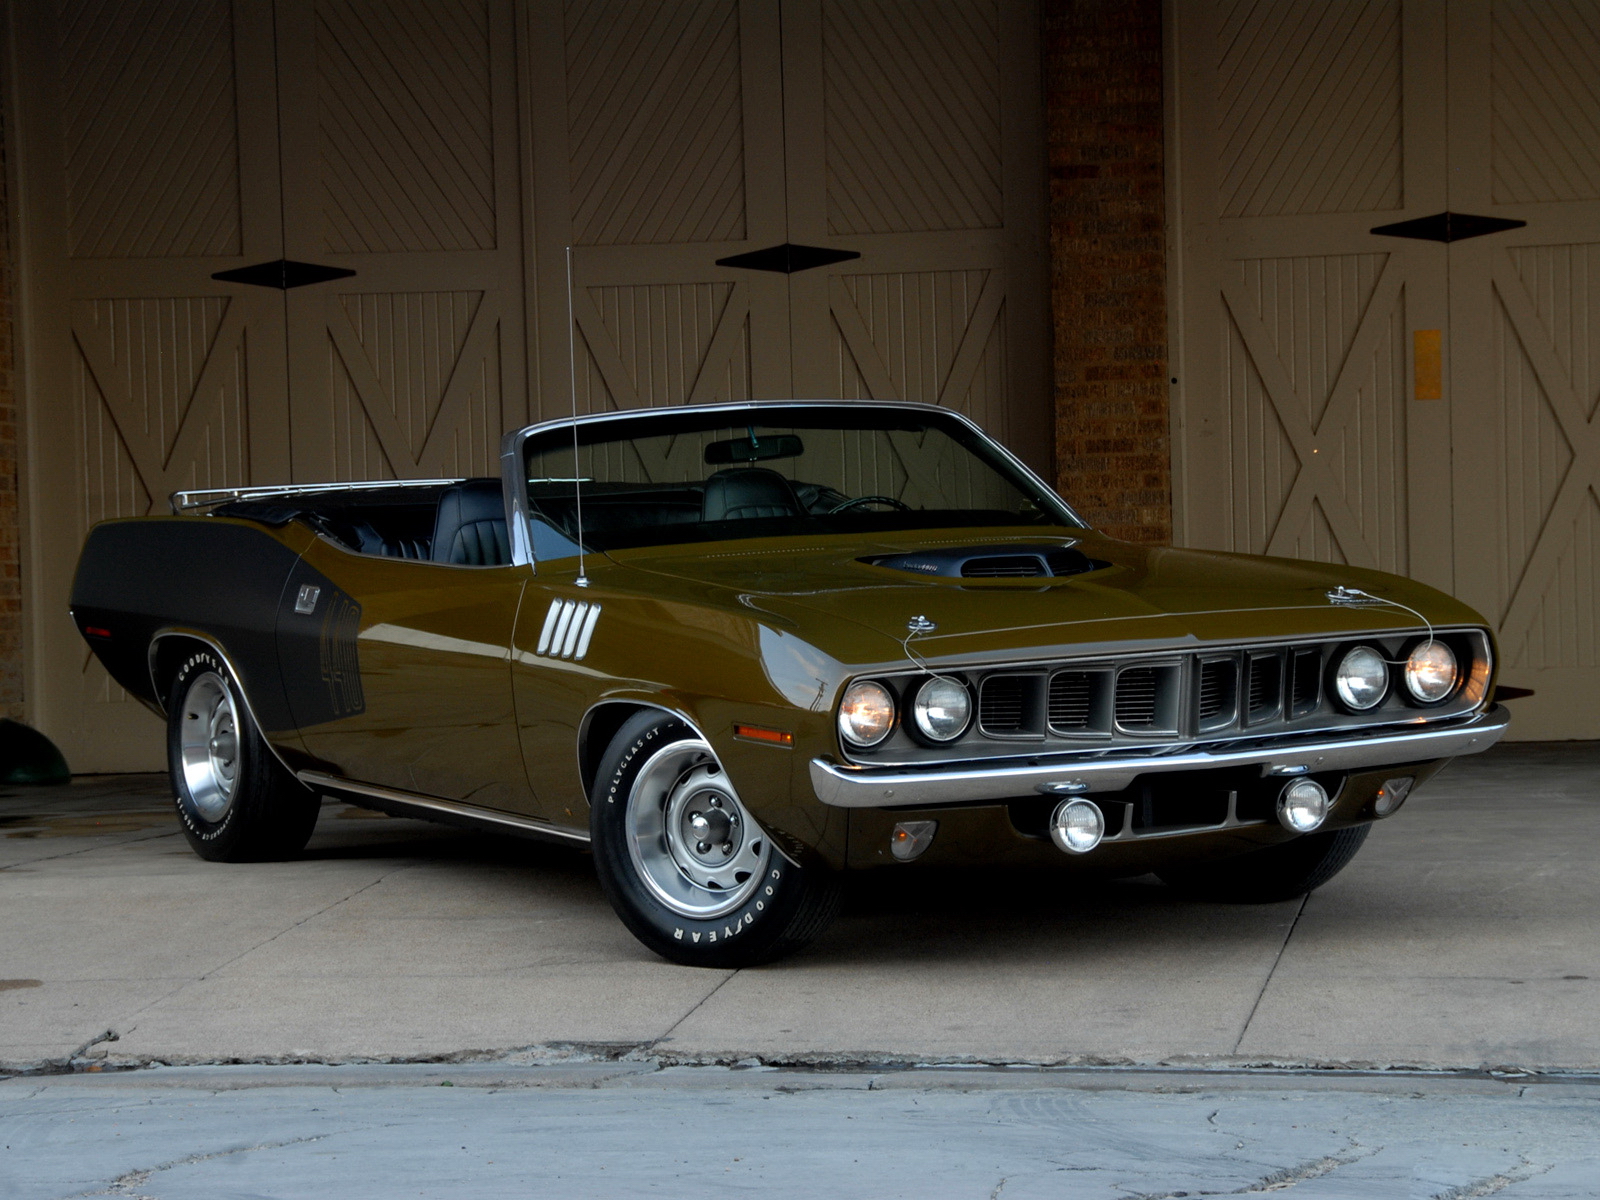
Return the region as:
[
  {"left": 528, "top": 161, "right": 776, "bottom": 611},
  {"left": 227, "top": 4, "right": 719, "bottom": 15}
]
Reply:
[
  {"left": 1158, "top": 824, "right": 1371, "bottom": 903},
  {"left": 590, "top": 710, "right": 840, "bottom": 967},
  {"left": 166, "top": 646, "right": 321, "bottom": 862}
]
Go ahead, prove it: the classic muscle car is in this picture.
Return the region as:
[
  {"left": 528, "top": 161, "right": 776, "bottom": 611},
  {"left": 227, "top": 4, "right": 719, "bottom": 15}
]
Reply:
[{"left": 72, "top": 401, "right": 1509, "bottom": 966}]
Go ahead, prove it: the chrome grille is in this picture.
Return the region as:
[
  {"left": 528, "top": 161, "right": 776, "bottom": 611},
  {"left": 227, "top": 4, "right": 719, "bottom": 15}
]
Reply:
[
  {"left": 979, "top": 675, "right": 1029, "bottom": 734},
  {"left": 1048, "top": 671, "right": 1095, "bottom": 731},
  {"left": 1198, "top": 659, "right": 1236, "bottom": 722},
  {"left": 838, "top": 627, "right": 1491, "bottom": 766},
  {"left": 1115, "top": 668, "right": 1159, "bottom": 728},
  {"left": 1290, "top": 648, "right": 1322, "bottom": 716},
  {"left": 1247, "top": 654, "right": 1281, "bottom": 720}
]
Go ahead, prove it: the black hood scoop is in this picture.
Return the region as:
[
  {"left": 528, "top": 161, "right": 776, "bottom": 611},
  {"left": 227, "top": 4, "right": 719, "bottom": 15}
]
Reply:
[{"left": 860, "top": 543, "right": 1109, "bottom": 579}]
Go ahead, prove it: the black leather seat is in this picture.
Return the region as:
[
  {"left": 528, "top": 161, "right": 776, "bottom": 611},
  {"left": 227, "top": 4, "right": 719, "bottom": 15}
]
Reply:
[
  {"left": 432, "top": 479, "right": 510, "bottom": 565},
  {"left": 701, "top": 468, "right": 800, "bottom": 522}
]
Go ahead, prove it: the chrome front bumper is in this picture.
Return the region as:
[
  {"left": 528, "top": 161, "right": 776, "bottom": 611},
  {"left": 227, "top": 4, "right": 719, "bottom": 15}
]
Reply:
[{"left": 808, "top": 705, "right": 1510, "bottom": 810}]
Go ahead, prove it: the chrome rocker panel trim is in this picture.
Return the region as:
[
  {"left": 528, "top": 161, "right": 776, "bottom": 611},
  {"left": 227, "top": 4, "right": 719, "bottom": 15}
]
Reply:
[
  {"left": 298, "top": 771, "right": 591, "bottom": 845},
  {"left": 808, "top": 706, "right": 1511, "bottom": 809}
]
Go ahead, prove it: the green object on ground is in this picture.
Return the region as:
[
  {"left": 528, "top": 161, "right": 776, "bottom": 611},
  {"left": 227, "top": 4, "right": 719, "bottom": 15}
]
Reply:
[{"left": 0, "top": 720, "right": 70, "bottom": 785}]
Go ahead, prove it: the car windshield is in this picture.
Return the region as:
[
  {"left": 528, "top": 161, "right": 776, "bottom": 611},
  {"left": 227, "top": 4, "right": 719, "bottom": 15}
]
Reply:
[{"left": 522, "top": 404, "right": 1082, "bottom": 553}]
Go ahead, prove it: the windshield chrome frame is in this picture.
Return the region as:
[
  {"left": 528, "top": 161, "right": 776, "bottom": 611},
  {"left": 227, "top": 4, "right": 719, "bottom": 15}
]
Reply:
[{"left": 498, "top": 400, "right": 1088, "bottom": 571}]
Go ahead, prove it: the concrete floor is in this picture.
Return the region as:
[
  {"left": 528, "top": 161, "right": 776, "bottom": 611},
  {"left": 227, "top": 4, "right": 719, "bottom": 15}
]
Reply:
[
  {"left": 5, "top": 1065, "right": 1600, "bottom": 1199},
  {"left": 1, "top": 743, "right": 1597, "bottom": 1073}
]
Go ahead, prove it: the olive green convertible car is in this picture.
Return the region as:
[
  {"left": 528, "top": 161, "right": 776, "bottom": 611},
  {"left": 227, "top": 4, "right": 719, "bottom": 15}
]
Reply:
[{"left": 72, "top": 401, "right": 1509, "bottom": 966}]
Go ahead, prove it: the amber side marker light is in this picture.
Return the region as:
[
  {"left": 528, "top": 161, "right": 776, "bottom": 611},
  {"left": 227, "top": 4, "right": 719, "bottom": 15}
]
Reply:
[{"left": 733, "top": 724, "right": 794, "bottom": 747}]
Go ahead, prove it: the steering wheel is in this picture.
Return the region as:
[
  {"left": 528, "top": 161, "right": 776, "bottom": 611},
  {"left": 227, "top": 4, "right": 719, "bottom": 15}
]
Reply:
[{"left": 827, "top": 494, "right": 911, "bottom": 514}]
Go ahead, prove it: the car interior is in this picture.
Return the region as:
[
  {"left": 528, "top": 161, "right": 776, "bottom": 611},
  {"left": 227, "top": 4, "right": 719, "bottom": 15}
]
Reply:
[{"left": 214, "top": 478, "right": 512, "bottom": 567}]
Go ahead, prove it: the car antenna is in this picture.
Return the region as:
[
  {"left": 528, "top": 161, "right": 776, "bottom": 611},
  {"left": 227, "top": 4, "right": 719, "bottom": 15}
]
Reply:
[{"left": 566, "top": 245, "right": 589, "bottom": 588}]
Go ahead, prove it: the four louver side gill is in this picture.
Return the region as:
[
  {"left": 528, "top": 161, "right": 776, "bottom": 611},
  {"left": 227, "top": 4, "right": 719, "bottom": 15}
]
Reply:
[{"left": 535, "top": 598, "right": 602, "bottom": 661}]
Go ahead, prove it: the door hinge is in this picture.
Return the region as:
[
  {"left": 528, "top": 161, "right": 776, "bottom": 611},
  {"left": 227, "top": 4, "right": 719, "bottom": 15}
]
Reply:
[
  {"left": 715, "top": 243, "right": 861, "bottom": 274},
  {"left": 1370, "top": 212, "right": 1526, "bottom": 243},
  {"left": 212, "top": 259, "right": 358, "bottom": 289}
]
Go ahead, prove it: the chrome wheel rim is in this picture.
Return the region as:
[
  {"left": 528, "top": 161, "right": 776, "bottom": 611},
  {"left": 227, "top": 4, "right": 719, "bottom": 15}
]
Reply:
[
  {"left": 179, "top": 672, "right": 239, "bottom": 823},
  {"left": 625, "top": 737, "right": 771, "bottom": 919}
]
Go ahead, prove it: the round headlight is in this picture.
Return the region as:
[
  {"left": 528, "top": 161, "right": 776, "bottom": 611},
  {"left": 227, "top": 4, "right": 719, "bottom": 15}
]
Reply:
[
  {"left": 1404, "top": 640, "right": 1458, "bottom": 703},
  {"left": 838, "top": 680, "right": 896, "bottom": 747},
  {"left": 1334, "top": 645, "right": 1389, "bottom": 710},
  {"left": 912, "top": 676, "right": 971, "bottom": 742}
]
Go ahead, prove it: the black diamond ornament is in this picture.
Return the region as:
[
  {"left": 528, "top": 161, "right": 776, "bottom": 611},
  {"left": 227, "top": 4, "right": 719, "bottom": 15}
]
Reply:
[
  {"left": 715, "top": 243, "right": 862, "bottom": 274},
  {"left": 212, "top": 259, "right": 358, "bottom": 289},
  {"left": 1369, "top": 212, "right": 1527, "bottom": 243}
]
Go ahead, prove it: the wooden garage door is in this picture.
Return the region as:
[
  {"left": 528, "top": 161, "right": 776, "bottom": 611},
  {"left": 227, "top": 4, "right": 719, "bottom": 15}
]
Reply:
[
  {"left": 533, "top": 0, "right": 1049, "bottom": 470},
  {"left": 1170, "top": 0, "right": 1600, "bottom": 738},
  {"left": 1445, "top": 0, "right": 1600, "bottom": 737},
  {"left": 12, "top": 0, "right": 1046, "bottom": 769},
  {"left": 278, "top": 0, "right": 527, "bottom": 483},
  {"left": 12, "top": 0, "right": 291, "bottom": 769},
  {"left": 11, "top": 0, "right": 526, "bottom": 769}
]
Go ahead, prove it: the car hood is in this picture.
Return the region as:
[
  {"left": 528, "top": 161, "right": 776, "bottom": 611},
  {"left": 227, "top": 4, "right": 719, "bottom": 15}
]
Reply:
[{"left": 607, "top": 529, "right": 1486, "bottom": 668}]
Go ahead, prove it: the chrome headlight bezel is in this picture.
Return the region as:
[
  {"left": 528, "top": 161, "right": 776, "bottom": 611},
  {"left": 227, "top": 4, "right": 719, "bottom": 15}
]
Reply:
[
  {"left": 837, "top": 679, "right": 897, "bottom": 748},
  {"left": 1333, "top": 644, "right": 1390, "bottom": 711},
  {"left": 910, "top": 675, "right": 973, "bottom": 743},
  {"left": 1403, "top": 638, "right": 1459, "bottom": 705}
]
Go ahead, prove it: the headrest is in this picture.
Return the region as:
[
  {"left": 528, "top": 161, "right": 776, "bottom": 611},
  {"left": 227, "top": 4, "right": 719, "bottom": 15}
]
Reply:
[
  {"left": 432, "top": 479, "right": 509, "bottom": 565},
  {"left": 701, "top": 467, "right": 799, "bottom": 522}
]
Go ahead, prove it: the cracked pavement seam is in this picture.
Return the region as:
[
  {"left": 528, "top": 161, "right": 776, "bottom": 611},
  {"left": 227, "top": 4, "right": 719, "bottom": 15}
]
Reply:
[
  {"left": 1429, "top": 1158, "right": 1553, "bottom": 1200},
  {"left": 80, "top": 1133, "right": 335, "bottom": 1198},
  {"left": 1126, "top": 1142, "right": 1369, "bottom": 1199}
]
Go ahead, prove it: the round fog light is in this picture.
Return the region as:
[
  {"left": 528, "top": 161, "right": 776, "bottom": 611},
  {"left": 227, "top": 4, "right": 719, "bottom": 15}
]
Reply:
[
  {"left": 1278, "top": 779, "right": 1330, "bottom": 833},
  {"left": 1050, "top": 798, "right": 1105, "bottom": 854}
]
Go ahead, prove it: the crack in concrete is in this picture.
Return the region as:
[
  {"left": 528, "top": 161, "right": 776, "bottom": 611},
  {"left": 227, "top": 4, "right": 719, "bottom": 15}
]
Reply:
[
  {"left": 1233, "top": 895, "right": 1309, "bottom": 1055},
  {"left": 1429, "top": 1158, "right": 1552, "bottom": 1199},
  {"left": 69, "top": 1029, "right": 120, "bottom": 1061},
  {"left": 81, "top": 1133, "right": 333, "bottom": 1197},
  {"left": 642, "top": 969, "right": 739, "bottom": 1054},
  {"left": 1123, "top": 1142, "right": 1367, "bottom": 1199},
  {"left": 108, "top": 862, "right": 424, "bottom": 1040},
  {"left": 0, "top": 829, "right": 179, "bottom": 873}
]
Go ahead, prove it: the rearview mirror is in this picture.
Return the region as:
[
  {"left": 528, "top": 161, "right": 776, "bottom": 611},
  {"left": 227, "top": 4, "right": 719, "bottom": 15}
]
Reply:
[{"left": 704, "top": 433, "right": 804, "bottom": 464}]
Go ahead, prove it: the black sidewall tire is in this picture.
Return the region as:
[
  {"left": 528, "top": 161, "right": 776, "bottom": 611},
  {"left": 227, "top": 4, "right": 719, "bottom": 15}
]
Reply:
[
  {"left": 166, "top": 647, "right": 318, "bottom": 862},
  {"left": 589, "top": 710, "right": 832, "bottom": 967}
]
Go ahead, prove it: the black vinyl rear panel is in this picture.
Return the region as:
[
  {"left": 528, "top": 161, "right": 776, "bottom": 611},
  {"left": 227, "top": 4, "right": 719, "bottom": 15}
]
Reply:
[{"left": 70, "top": 519, "right": 346, "bottom": 733}]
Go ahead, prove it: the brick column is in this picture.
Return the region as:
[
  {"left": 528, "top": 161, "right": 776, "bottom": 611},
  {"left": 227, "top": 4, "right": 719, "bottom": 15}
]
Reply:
[
  {"left": 1043, "top": 0, "right": 1170, "bottom": 543},
  {"left": 0, "top": 101, "right": 21, "bottom": 719}
]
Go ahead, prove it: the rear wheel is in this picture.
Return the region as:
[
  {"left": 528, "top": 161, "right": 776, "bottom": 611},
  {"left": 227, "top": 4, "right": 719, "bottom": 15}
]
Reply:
[
  {"left": 1158, "top": 825, "right": 1371, "bottom": 903},
  {"left": 590, "top": 710, "right": 840, "bottom": 966},
  {"left": 166, "top": 647, "right": 321, "bottom": 862}
]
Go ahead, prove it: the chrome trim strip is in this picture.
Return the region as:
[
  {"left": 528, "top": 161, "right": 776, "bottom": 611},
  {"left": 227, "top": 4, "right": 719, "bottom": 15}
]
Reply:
[
  {"left": 574, "top": 603, "right": 603, "bottom": 658},
  {"left": 536, "top": 600, "right": 562, "bottom": 653},
  {"left": 297, "top": 771, "right": 591, "bottom": 844},
  {"left": 171, "top": 478, "right": 464, "bottom": 514},
  {"left": 808, "top": 706, "right": 1510, "bottom": 809}
]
